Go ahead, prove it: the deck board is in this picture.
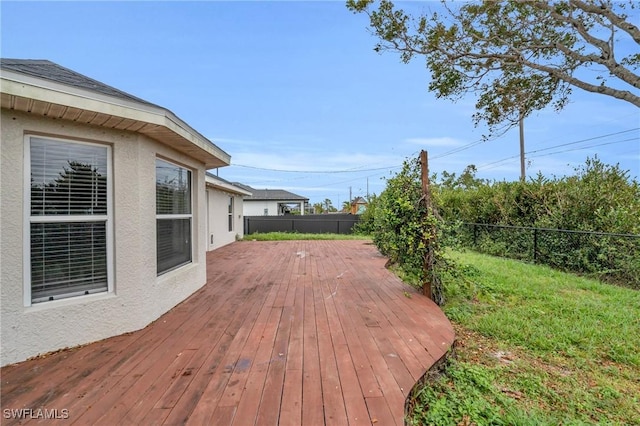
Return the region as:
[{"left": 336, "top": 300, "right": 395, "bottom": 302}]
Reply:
[{"left": 0, "top": 240, "right": 454, "bottom": 425}]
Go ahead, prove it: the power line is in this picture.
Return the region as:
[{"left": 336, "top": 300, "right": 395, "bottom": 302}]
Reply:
[
  {"left": 477, "top": 128, "right": 638, "bottom": 170},
  {"left": 230, "top": 128, "right": 638, "bottom": 176},
  {"left": 526, "top": 128, "right": 638, "bottom": 154},
  {"left": 528, "top": 111, "right": 640, "bottom": 147},
  {"left": 232, "top": 163, "right": 401, "bottom": 174},
  {"left": 305, "top": 170, "right": 395, "bottom": 189},
  {"left": 431, "top": 138, "right": 486, "bottom": 159},
  {"left": 480, "top": 137, "right": 638, "bottom": 171},
  {"left": 529, "top": 137, "right": 638, "bottom": 159}
]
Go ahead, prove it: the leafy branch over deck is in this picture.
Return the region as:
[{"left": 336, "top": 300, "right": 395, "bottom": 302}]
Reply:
[{"left": 348, "top": 0, "right": 640, "bottom": 137}]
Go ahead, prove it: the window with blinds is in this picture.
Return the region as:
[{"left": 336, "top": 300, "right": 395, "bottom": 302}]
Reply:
[
  {"left": 156, "top": 159, "right": 192, "bottom": 275},
  {"left": 28, "top": 136, "right": 111, "bottom": 303}
]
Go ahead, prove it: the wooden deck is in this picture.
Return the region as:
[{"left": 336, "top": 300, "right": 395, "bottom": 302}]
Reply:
[{"left": 0, "top": 240, "right": 454, "bottom": 425}]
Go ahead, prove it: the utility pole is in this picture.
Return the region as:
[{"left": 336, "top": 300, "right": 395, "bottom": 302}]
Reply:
[
  {"left": 519, "top": 112, "right": 525, "bottom": 182},
  {"left": 366, "top": 177, "right": 369, "bottom": 201}
]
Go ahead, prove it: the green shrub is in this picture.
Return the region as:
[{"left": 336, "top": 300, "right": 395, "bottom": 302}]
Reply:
[
  {"left": 435, "top": 157, "right": 640, "bottom": 287},
  {"left": 368, "top": 158, "right": 447, "bottom": 303}
]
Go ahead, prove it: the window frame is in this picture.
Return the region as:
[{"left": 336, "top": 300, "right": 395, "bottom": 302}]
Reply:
[
  {"left": 155, "top": 158, "right": 193, "bottom": 276},
  {"left": 228, "top": 196, "right": 234, "bottom": 232},
  {"left": 23, "top": 135, "right": 114, "bottom": 306}
]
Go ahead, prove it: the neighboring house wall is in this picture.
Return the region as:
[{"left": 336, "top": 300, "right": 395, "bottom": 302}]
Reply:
[
  {"left": 206, "top": 188, "right": 244, "bottom": 250},
  {"left": 351, "top": 202, "right": 368, "bottom": 215},
  {"left": 0, "top": 110, "right": 209, "bottom": 366},
  {"left": 243, "top": 200, "right": 307, "bottom": 216},
  {"left": 232, "top": 184, "right": 308, "bottom": 217},
  {"left": 243, "top": 200, "right": 280, "bottom": 217}
]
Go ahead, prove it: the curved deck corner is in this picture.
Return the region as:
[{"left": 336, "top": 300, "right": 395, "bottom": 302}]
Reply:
[{"left": 1, "top": 240, "right": 454, "bottom": 425}]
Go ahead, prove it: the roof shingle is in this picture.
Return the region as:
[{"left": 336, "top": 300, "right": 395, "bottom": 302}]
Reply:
[
  {"left": 0, "top": 58, "right": 158, "bottom": 107},
  {"left": 232, "top": 183, "right": 308, "bottom": 201}
]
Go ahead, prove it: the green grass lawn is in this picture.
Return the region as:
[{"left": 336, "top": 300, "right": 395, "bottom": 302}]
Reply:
[
  {"left": 243, "top": 232, "right": 370, "bottom": 241},
  {"left": 407, "top": 250, "right": 640, "bottom": 425}
]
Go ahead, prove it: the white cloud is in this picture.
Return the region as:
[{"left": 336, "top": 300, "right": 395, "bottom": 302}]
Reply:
[
  {"left": 216, "top": 146, "right": 397, "bottom": 203},
  {"left": 231, "top": 151, "right": 403, "bottom": 172}
]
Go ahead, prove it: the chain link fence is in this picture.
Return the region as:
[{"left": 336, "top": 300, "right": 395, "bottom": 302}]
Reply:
[{"left": 446, "top": 222, "right": 640, "bottom": 289}]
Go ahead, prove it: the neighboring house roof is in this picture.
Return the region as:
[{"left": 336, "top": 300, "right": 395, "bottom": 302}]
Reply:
[
  {"left": 350, "top": 196, "right": 368, "bottom": 214},
  {"left": 0, "top": 58, "right": 230, "bottom": 168},
  {"left": 233, "top": 183, "right": 309, "bottom": 202},
  {"left": 205, "top": 173, "right": 252, "bottom": 196},
  {"left": 352, "top": 196, "right": 367, "bottom": 204}
]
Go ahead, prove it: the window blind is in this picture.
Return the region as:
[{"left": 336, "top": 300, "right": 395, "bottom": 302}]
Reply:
[
  {"left": 156, "top": 160, "right": 191, "bottom": 215},
  {"left": 156, "top": 219, "right": 191, "bottom": 273},
  {"left": 31, "top": 222, "right": 107, "bottom": 302},
  {"left": 156, "top": 159, "right": 192, "bottom": 275},
  {"left": 30, "top": 138, "right": 107, "bottom": 216},
  {"left": 29, "top": 137, "right": 109, "bottom": 303}
]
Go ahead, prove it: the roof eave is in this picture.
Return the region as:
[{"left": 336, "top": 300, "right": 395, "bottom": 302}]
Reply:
[
  {"left": 245, "top": 198, "right": 309, "bottom": 202},
  {"left": 205, "top": 175, "right": 252, "bottom": 196},
  {"left": 0, "top": 71, "right": 230, "bottom": 169}
]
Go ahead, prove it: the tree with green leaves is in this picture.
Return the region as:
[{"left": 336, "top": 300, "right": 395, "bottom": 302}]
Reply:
[
  {"left": 347, "top": 0, "right": 640, "bottom": 137},
  {"left": 323, "top": 198, "right": 337, "bottom": 213}
]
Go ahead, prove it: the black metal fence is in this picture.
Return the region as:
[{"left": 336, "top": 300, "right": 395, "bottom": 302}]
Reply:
[
  {"left": 448, "top": 222, "right": 640, "bottom": 288},
  {"left": 244, "top": 214, "right": 361, "bottom": 235}
]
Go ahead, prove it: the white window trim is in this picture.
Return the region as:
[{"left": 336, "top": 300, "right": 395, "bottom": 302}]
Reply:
[
  {"left": 23, "top": 134, "right": 114, "bottom": 307},
  {"left": 155, "top": 157, "right": 194, "bottom": 276},
  {"left": 156, "top": 214, "right": 192, "bottom": 220},
  {"left": 228, "top": 196, "right": 234, "bottom": 232}
]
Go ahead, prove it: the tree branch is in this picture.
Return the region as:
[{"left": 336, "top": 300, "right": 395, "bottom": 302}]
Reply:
[
  {"left": 536, "top": 1, "right": 611, "bottom": 56},
  {"left": 570, "top": 0, "right": 640, "bottom": 44},
  {"left": 518, "top": 54, "right": 640, "bottom": 106},
  {"left": 553, "top": 41, "right": 640, "bottom": 89},
  {"left": 351, "top": 0, "right": 640, "bottom": 132}
]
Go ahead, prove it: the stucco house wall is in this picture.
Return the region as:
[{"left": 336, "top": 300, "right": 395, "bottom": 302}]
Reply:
[
  {"left": 205, "top": 176, "right": 249, "bottom": 251},
  {"left": 232, "top": 183, "right": 308, "bottom": 217},
  {"left": 0, "top": 59, "right": 231, "bottom": 366},
  {"left": 242, "top": 200, "right": 281, "bottom": 216},
  {"left": 0, "top": 110, "right": 208, "bottom": 365}
]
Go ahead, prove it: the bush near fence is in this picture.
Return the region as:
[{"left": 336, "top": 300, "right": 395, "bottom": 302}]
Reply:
[{"left": 432, "top": 158, "right": 640, "bottom": 289}]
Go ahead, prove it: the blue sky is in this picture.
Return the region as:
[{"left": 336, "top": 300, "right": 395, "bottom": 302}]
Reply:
[{"left": 2, "top": 1, "right": 638, "bottom": 206}]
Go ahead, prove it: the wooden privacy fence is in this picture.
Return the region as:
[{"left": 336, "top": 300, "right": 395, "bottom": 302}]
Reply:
[{"left": 244, "top": 214, "right": 360, "bottom": 235}]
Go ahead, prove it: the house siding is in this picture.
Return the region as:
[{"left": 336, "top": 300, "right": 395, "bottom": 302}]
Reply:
[
  {"left": 0, "top": 109, "right": 208, "bottom": 366},
  {"left": 206, "top": 187, "right": 244, "bottom": 251},
  {"left": 243, "top": 200, "right": 280, "bottom": 217}
]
